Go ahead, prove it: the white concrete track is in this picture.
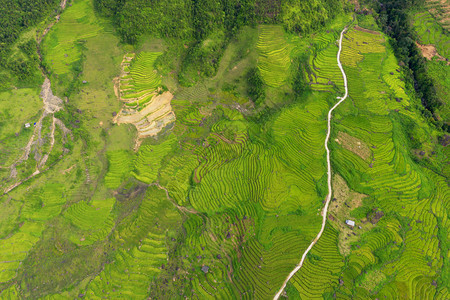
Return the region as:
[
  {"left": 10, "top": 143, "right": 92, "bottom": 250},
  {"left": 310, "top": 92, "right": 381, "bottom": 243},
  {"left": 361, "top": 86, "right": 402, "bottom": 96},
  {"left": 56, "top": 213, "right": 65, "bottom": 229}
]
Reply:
[{"left": 273, "top": 26, "right": 349, "bottom": 300}]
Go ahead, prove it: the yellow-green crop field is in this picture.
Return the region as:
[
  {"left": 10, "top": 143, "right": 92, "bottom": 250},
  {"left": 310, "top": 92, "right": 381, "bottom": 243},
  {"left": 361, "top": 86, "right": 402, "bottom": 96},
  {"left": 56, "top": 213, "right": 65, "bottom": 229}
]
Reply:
[{"left": 0, "top": 2, "right": 448, "bottom": 300}]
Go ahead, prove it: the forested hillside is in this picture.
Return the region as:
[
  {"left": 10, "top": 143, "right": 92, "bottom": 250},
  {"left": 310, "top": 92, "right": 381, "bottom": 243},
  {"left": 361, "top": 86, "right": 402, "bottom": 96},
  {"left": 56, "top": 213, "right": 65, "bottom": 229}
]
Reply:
[{"left": 0, "top": 0, "right": 60, "bottom": 88}]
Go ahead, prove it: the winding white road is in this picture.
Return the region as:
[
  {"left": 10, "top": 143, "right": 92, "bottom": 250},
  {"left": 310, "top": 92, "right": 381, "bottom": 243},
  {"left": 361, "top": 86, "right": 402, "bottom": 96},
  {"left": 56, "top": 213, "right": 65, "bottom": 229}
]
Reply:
[{"left": 273, "top": 26, "right": 349, "bottom": 300}]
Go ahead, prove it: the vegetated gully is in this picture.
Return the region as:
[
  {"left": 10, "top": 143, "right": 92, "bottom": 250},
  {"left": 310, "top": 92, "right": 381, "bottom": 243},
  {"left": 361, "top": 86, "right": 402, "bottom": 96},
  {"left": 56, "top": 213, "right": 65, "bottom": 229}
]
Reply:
[{"left": 273, "top": 26, "right": 349, "bottom": 299}]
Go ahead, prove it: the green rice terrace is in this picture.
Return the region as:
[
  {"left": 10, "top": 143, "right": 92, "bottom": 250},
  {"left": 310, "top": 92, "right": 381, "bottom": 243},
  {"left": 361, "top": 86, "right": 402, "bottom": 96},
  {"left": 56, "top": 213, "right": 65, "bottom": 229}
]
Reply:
[{"left": 0, "top": 0, "right": 449, "bottom": 299}]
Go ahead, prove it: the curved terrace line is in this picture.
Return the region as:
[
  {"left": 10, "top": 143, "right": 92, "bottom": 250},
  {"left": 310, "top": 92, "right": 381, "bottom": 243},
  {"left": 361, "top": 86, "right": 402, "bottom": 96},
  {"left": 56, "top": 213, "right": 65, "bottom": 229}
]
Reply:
[{"left": 273, "top": 26, "right": 349, "bottom": 300}]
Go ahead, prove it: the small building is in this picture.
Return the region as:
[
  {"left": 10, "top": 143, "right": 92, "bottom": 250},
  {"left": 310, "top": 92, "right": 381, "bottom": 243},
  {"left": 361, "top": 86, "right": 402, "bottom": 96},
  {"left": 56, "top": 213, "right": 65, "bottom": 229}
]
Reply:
[
  {"left": 201, "top": 265, "right": 209, "bottom": 274},
  {"left": 345, "top": 220, "right": 355, "bottom": 227},
  {"left": 25, "top": 123, "right": 30, "bottom": 128}
]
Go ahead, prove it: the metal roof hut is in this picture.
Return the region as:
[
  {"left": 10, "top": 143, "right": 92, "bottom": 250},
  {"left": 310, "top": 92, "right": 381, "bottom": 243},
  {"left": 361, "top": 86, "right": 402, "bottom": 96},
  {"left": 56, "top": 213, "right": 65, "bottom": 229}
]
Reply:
[{"left": 345, "top": 219, "right": 355, "bottom": 227}]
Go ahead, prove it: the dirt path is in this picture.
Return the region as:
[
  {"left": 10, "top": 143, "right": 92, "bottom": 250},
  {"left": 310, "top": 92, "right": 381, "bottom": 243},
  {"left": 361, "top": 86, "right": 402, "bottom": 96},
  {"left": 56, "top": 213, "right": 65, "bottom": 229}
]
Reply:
[
  {"left": 273, "top": 26, "right": 349, "bottom": 300},
  {"left": 2, "top": 0, "right": 68, "bottom": 195},
  {"left": 153, "top": 182, "right": 199, "bottom": 215}
]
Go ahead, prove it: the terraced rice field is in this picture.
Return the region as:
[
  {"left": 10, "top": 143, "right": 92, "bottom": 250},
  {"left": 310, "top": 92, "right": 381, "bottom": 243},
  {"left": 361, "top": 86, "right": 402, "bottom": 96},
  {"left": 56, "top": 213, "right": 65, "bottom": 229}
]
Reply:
[
  {"left": 42, "top": 0, "right": 102, "bottom": 76},
  {"left": 120, "top": 52, "right": 162, "bottom": 101},
  {"left": 301, "top": 26, "right": 450, "bottom": 299},
  {"left": 256, "top": 25, "right": 291, "bottom": 87},
  {"left": 64, "top": 197, "right": 115, "bottom": 245},
  {"left": 115, "top": 52, "right": 176, "bottom": 141},
  {"left": 1, "top": 3, "right": 448, "bottom": 297},
  {"left": 104, "top": 150, "right": 133, "bottom": 188},
  {"left": 0, "top": 183, "right": 65, "bottom": 284},
  {"left": 425, "top": 0, "right": 450, "bottom": 31},
  {"left": 413, "top": 11, "right": 450, "bottom": 58},
  {"left": 308, "top": 31, "right": 345, "bottom": 92}
]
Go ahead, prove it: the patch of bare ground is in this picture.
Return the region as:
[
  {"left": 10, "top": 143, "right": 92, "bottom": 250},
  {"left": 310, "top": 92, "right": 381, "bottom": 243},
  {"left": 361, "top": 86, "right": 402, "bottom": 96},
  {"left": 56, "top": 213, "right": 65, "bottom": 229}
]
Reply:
[
  {"left": 354, "top": 25, "right": 380, "bottom": 35},
  {"left": 114, "top": 91, "right": 176, "bottom": 142},
  {"left": 113, "top": 76, "right": 120, "bottom": 98},
  {"left": 61, "top": 164, "right": 76, "bottom": 175},
  {"left": 328, "top": 174, "right": 370, "bottom": 256},
  {"left": 416, "top": 42, "right": 450, "bottom": 64},
  {"left": 335, "top": 131, "right": 371, "bottom": 161}
]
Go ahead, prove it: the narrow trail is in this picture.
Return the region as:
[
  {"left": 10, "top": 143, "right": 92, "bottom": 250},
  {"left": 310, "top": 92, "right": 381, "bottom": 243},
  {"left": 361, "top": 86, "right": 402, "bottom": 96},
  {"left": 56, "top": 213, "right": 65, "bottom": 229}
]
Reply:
[
  {"left": 273, "top": 26, "right": 349, "bottom": 300},
  {"left": 2, "top": 0, "right": 68, "bottom": 195}
]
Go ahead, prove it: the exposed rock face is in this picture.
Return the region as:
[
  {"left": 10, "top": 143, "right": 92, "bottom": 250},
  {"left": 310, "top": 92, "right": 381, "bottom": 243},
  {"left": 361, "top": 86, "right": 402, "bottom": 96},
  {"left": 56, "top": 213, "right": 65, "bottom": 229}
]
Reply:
[{"left": 40, "top": 78, "right": 63, "bottom": 114}]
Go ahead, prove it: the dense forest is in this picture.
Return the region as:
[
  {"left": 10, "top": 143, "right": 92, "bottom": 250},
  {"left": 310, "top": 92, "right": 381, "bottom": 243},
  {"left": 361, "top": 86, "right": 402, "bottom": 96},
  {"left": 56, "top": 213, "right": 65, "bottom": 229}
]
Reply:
[
  {"left": 94, "top": 0, "right": 344, "bottom": 43},
  {"left": 372, "top": 0, "right": 448, "bottom": 131},
  {"left": 0, "top": 0, "right": 60, "bottom": 87}
]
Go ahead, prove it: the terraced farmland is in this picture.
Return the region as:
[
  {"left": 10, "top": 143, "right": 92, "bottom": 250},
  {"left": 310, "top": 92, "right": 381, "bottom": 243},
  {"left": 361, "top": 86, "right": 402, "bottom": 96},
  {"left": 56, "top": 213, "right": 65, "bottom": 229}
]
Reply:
[
  {"left": 424, "top": 0, "right": 450, "bottom": 31},
  {"left": 1, "top": 1, "right": 449, "bottom": 298},
  {"left": 412, "top": 11, "right": 450, "bottom": 59},
  {"left": 411, "top": 9, "right": 450, "bottom": 121},
  {"left": 120, "top": 52, "right": 162, "bottom": 101},
  {"left": 41, "top": 0, "right": 102, "bottom": 79},
  {"left": 64, "top": 197, "right": 115, "bottom": 245},
  {"left": 308, "top": 31, "right": 345, "bottom": 92},
  {"left": 104, "top": 150, "right": 133, "bottom": 189},
  {"left": 256, "top": 25, "right": 291, "bottom": 87},
  {"left": 83, "top": 186, "right": 181, "bottom": 298},
  {"left": 114, "top": 53, "right": 176, "bottom": 142},
  {"left": 323, "top": 26, "right": 449, "bottom": 299}
]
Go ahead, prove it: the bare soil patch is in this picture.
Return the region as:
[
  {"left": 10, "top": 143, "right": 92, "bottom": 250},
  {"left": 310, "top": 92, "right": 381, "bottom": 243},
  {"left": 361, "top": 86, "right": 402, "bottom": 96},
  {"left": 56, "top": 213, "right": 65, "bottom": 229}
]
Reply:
[
  {"left": 113, "top": 77, "right": 120, "bottom": 98},
  {"left": 354, "top": 25, "right": 380, "bottom": 35},
  {"left": 416, "top": 42, "right": 450, "bottom": 64},
  {"left": 335, "top": 131, "right": 371, "bottom": 161},
  {"left": 114, "top": 92, "right": 176, "bottom": 147}
]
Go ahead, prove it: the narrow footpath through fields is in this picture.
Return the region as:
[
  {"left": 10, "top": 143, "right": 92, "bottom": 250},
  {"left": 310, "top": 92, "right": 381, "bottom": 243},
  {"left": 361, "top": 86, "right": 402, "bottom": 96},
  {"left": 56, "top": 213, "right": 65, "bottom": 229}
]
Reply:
[{"left": 273, "top": 26, "right": 349, "bottom": 300}]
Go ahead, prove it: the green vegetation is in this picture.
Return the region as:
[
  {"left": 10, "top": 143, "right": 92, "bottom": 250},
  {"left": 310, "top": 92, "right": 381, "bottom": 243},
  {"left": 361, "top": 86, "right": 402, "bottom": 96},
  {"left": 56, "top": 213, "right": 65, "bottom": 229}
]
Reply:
[
  {"left": 0, "top": 1, "right": 448, "bottom": 299},
  {"left": 373, "top": 0, "right": 448, "bottom": 131},
  {"left": 120, "top": 52, "right": 162, "bottom": 100},
  {"left": 104, "top": 151, "right": 133, "bottom": 188},
  {"left": 281, "top": 0, "right": 343, "bottom": 33},
  {"left": 410, "top": 8, "right": 450, "bottom": 126},
  {"left": 41, "top": 0, "right": 103, "bottom": 96},
  {"left": 0, "top": 0, "right": 59, "bottom": 88},
  {"left": 0, "top": 88, "right": 42, "bottom": 166},
  {"left": 325, "top": 25, "right": 449, "bottom": 299},
  {"left": 256, "top": 25, "right": 291, "bottom": 87},
  {"left": 412, "top": 11, "right": 449, "bottom": 58},
  {"left": 92, "top": 0, "right": 346, "bottom": 87}
]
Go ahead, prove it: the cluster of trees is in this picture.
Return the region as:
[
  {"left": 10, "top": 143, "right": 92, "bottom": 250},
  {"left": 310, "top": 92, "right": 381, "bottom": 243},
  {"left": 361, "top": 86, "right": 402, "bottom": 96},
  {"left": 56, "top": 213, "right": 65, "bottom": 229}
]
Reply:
[
  {"left": 0, "top": 0, "right": 59, "bottom": 86},
  {"left": 246, "top": 67, "right": 265, "bottom": 106},
  {"left": 94, "top": 0, "right": 345, "bottom": 44},
  {"left": 8, "top": 39, "right": 41, "bottom": 82},
  {"left": 373, "top": 0, "right": 447, "bottom": 131},
  {"left": 94, "top": 0, "right": 264, "bottom": 85},
  {"left": 292, "top": 55, "right": 311, "bottom": 99},
  {"left": 281, "top": 0, "right": 343, "bottom": 33}
]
